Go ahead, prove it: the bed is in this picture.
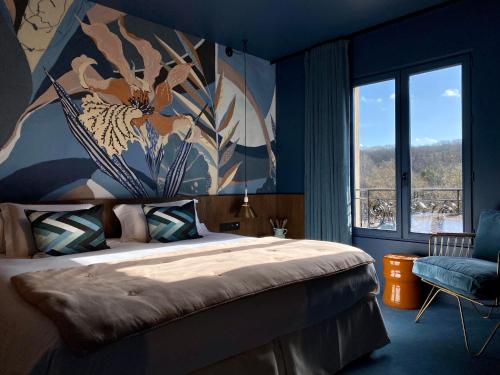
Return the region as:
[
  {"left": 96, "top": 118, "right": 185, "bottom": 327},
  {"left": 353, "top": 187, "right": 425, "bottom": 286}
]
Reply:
[{"left": 0, "top": 229, "right": 389, "bottom": 374}]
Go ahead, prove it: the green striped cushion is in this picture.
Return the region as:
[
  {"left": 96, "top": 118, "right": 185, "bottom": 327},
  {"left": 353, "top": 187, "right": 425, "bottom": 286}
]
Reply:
[
  {"left": 26, "top": 205, "right": 109, "bottom": 256},
  {"left": 143, "top": 201, "right": 201, "bottom": 243}
]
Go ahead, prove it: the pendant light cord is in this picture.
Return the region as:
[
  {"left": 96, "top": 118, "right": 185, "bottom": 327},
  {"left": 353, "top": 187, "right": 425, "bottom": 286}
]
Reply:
[{"left": 243, "top": 39, "right": 248, "bottom": 192}]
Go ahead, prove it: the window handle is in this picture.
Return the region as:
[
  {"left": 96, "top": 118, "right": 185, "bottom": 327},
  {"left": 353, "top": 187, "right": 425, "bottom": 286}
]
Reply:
[{"left": 402, "top": 172, "right": 408, "bottom": 183}]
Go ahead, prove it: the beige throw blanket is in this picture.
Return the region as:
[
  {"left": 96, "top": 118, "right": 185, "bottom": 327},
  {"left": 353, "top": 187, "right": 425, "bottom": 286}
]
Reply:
[{"left": 11, "top": 237, "right": 374, "bottom": 355}]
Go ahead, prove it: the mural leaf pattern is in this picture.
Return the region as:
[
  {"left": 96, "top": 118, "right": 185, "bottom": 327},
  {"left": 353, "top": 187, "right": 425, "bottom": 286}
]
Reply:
[
  {"left": 217, "top": 96, "right": 236, "bottom": 132},
  {"left": 117, "top": 17, "right": 162, "bottom": 93},
  {"left": 155, "top": 35, "right": 210, "bottom": 100},
  {"left": 140, "top": 120, "right": 164, "bottom": 181},
  {"left": 46, "top": 72, "right": 149, "bottom": 198},
  {"left": 219, "top": 162, "right": 242, "bottom": 192},
  {"left": 213, "top": 71, "right": 224, "bottom": 111},
  {"left": 78, "top": 19, "right": 141, "bottom": 89},
  {"left": 220, "top": 141, "right": 238, "bottom": 168},
  {"left": 79, "top": 93, "right": 142, "bottom": 156},
  {"left": 163, "top": 129, "right": 193, "bottom": 197},
  {"left": 0, "top": 1, "right": 276, "bottom": 200},
  {"left": 220, "top": 121, "right": 239, "bottom": 150},
  {"left": 174, "top": 30, "right": 205, "bottom": 77}
]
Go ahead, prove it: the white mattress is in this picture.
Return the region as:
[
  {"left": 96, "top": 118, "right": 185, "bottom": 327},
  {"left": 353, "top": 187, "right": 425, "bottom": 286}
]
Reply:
[{"left": 0, "top": 231, "right": 247, "bottom": 375}]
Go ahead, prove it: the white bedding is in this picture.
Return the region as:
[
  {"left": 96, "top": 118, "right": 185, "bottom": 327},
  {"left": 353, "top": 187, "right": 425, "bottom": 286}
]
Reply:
[{"left": 0, "top": 232, "right": 246, "bottom": 375}]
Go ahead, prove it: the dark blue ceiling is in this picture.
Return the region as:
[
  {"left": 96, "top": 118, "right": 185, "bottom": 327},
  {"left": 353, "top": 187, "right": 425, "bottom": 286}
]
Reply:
[{"left": 95, "top": 0, "right": 453, "bottom": 61}]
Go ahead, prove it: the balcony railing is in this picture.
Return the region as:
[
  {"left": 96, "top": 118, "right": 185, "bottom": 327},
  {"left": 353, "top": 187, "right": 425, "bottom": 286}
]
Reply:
[{"left": 354, "top": 187, "right": 463, "bottom": 233}]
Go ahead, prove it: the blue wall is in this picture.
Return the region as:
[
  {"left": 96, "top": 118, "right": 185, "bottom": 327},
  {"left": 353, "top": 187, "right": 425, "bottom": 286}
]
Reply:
[
  {"left": 276, "top": 54, "right": 305, "bottom": 193},
  {"left": 276, "top": 0, "right": 500, "bottom": 275}
]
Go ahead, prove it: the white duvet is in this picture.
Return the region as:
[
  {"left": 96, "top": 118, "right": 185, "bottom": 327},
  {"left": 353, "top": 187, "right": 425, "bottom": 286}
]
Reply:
[{"left": 0, "top": 232, "right": 245, "bottom": 375}]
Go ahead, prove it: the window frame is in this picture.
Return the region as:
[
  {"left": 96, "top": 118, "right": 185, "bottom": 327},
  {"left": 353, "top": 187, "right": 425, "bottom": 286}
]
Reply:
[
  {"left": 350, "top": 72, "right": 403, "bottom": 240},
  {"left": 351, "top": 54, "right": 472, "bottom": 242}
]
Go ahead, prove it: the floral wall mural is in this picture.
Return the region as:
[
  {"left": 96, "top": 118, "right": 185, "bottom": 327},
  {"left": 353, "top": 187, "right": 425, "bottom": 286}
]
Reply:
[{"left": 0, "top": 1, "right": 276, "bottom": 201}]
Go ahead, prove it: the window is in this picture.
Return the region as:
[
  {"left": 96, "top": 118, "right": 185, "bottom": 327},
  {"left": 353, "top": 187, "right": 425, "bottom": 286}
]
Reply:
[
  {"left": 409, "top": 66, "right": 463, "bottom": 234},
  {"left": 353, "top": 79, "right": 397, "bottom": 231},
  {"left": 352, "top": 57, "right": 470, "bottom": 240}
]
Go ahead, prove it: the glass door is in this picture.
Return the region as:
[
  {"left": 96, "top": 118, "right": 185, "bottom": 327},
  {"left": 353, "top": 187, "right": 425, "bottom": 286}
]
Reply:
[{"left": 406, "top": 64, "right": 465, "bottom": 235}]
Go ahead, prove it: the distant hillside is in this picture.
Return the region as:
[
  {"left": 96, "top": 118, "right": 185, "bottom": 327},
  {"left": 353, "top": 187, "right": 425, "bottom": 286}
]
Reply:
[{"left": 359, "top": 141, "right": 462, "bottom": 189}]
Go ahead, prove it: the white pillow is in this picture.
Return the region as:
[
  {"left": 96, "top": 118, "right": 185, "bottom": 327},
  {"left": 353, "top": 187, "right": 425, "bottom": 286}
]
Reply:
[
  {"left": 0, "top": 203, "right": 94, "bottom": 258},
  {"left": 113, "top": 199, "right": 206, "bottom": 242}
]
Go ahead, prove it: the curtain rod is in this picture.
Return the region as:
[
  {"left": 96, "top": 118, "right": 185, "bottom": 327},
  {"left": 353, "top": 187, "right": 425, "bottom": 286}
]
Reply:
[{"left": 270, "top": 0, "right": 462, "bottom": 64}]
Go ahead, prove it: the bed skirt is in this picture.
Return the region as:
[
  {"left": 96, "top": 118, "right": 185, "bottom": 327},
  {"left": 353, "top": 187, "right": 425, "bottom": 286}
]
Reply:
[
  {"left": 195, "top": 295, "right": 389, "bottom": 374},
  {"left": 26, "top": 295, "right": 388, "bottom": 375},
  {"left": 22, "top": 266, "right": 386, "bottom": 375}
]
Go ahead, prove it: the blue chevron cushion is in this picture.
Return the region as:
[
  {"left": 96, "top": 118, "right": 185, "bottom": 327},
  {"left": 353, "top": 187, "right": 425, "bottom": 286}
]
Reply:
[
  {"left": 143, "top": 201, "right": 202, "bottom": 243},
  {"left": 26, "top": 205, "right": 109, "bottom": 256}
]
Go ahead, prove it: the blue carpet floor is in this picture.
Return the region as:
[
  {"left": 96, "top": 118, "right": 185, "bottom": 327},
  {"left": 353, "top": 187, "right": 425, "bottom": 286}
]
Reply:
[{"left": 340, "top": 297, "right": 500, "bottom": 374}]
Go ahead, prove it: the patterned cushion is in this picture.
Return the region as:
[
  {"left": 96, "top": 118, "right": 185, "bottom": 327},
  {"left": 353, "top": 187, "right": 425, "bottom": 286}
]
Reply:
[
  {"left": 26, "top": 205, "right": 109, "bottom": 256},
  {"left": 143, "top": 201, "right": 201, "bottom": 243}
]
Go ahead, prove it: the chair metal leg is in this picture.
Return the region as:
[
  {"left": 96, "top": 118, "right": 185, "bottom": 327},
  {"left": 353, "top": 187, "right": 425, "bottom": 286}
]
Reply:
[
  {"left": 470, "top": 301, "right": 497, "bottom": 319},
  {"left": 456, "top": 296, "right": 500, "bottom": 357},
  {"left": 415, "top": 287, "right": 440, "bottom": 323}
]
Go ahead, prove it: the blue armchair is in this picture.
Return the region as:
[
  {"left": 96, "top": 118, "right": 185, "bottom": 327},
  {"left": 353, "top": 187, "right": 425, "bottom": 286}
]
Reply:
[{"left": 412, "top": 211, "right": 500, "bottom": 357}]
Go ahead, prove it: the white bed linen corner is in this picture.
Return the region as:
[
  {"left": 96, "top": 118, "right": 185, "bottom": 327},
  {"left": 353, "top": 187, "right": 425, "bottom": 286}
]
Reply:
[
  {"left": 0, "top": 231, "right": 246, "bottom": 375},
  {"left": 0, "top": 202, "right": 94, "bottom": 258}
]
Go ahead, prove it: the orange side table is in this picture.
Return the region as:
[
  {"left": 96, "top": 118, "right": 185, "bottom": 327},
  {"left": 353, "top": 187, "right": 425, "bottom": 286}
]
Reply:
[{"left": 382, "top": 253, "right": 421, "bottom": 309}]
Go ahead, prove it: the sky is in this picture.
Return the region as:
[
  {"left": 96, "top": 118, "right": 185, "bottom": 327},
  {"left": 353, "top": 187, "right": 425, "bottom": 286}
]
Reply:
[{"left": 356, "top": 65, "right": 462, "bottom": 148}]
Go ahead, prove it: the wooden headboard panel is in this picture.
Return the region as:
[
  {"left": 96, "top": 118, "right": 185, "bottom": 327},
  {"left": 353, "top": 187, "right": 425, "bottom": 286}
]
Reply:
[{"left": 20, "top": 194, "right": 304, "bottom": 239}]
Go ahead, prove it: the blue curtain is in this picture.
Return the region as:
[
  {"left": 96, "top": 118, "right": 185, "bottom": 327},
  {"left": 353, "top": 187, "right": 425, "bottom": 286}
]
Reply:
[{"left": 304, "top": 40, "right": 352, "bottom": 244}]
